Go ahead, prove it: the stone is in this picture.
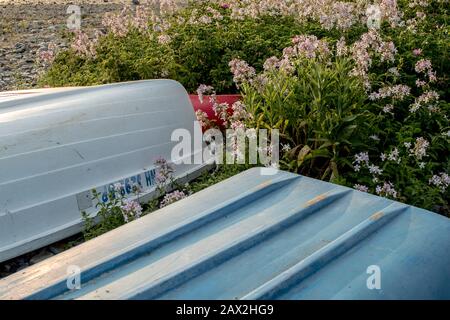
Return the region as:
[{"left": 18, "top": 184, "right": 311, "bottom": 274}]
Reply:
[
  {"left": 15, "top": 264, "right": 29, "bottom": 272},
  {"left": 48, "top": 244, "right": 65, "bottom": 255},
  {"left": 2, "top": 264, "right": 11, "bottom": 272},
  {"left": 15, "top": 42, "right": 26, "bottom": 53},
  {"left": 29, "top": 249, "right": 54, "bottom": 265}
]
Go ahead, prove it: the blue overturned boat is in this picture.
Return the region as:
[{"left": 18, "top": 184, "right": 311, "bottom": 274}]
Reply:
[{"left": 0, "top": 167, "right": 449, "bottom": 300}]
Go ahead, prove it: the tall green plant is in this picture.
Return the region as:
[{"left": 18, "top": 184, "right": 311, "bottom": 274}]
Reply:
[{"left": 241, "top": 56, "right": 371, "bottom": 181}]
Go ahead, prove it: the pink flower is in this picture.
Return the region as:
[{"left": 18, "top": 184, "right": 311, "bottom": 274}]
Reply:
[
  {"left": 231, "top": 101, "right": 251, "bottom": 121},
  {"left": 412, "top": 48, "right": 422, "bottom": 56},
  {"left": 121, "top": 199, "right": 143, "bottom": 222},
  {"left": 429, "top": 172, "right": 450, "bottom": 192},
  {"left": 415, "top": 59, "right": 432, "bottom": 73},
  {"left": 380, "top": 0, "right": 403, "bottom": 27},
  {"left": 102, "top": 7, "right": 130, "bottom": 37},
  {"left": 263, "top": 56, "right": 280, "bottom": 71},
  {"left": 369, "top": 85, "right": 411, "bottom": 101},
  {"left": 71, "top": 30, "right": 97, "bottom": 58},
  {"left": 368, "top": 164, "right": 383, "bottom": 175},
  {"left": 376, "top": 181, "right": 397, "bottom": 198},
  {"left": 408, "top": 137, "right": 429, "bottom": 160},
  {"left": 336, "top": 37, "right": 348, "bottom": 57},
  {"left": 157, "top": 34, "right": 171, "bottom": 45},
  {"left": 113, "top": 182, "right": 123, "bottom": 193},
  {"left": 133, "top": 5, "right": 149, "bottom": 32},
  {"left": 415, "top": 79, "right": 426, "bottom": 87},
  {"left": 37, "top": 42, "right": 57, "bottom": 65},
  {"left": 354, "top": 152, "right": 370, "bottom": 165},
  {"left": 154, "top": 157, "right": 175, "bottom": 186},
  {"left": 410, "top": 91, "right": 439, "bottom": 113},
  {"left": 383, "top": 104, "right": 394, "bottom": 113},
  {"left": 160, "top": 190, "right": 187, "bottom": 208},
  {"left": 229, "top": 59, "right": 256, "bottom": 86},
  {"left": 350, "top": 30, "right": 397, "bottom": 89},
  {"left": 213, "top": 102, "right": 230, "bottom": 122},
  {"left": 195, "top": 110, "right": 209, "bottom": 129},
  {"left": 196, "top": 84, "right": 215, "bottom": 104},
  {"left": 289, "top": 35, "right": 330, "bottom": 60},
  {"left": 354, "top": 184, "right": 369, "bottom": 192}
]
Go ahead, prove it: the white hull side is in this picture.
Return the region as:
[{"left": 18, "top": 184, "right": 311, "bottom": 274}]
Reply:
[{"left": 0, "top": 80, "right": 208, "bottom": 262}]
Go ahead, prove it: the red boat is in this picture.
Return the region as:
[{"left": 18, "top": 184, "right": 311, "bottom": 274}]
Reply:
[{"left": 189, "top": 94, "right": 241, "bottom": 127}]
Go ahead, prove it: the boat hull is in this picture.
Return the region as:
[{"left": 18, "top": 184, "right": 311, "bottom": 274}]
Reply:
[
  {"left": 1, "top": 168, "right": 449, "bottom": 299},
  {"left": 0, "top": 80, "right": 209, "bottom": 263}
]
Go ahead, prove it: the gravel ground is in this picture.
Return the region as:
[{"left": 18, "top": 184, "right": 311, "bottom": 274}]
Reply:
[{"left": 0, "top": 0, "right": 128, "bottom": 92}]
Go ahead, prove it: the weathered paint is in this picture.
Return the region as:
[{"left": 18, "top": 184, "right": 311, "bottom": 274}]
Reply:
[
  {"left": 0, "top": 80, "right": 209, "bottom": 263},
  {"left": 0, "top": 168, "right": 449, "bottom": 300}
]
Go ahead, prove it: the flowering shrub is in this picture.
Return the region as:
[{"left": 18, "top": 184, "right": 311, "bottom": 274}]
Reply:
[
  {"left": 154, "top": 156, "right": 176, "bottom": 191},
  {"left": 224, "top": 1, "right": 449, "bottom": 214},
  {"left": 40, "top": 5, "right": 177, "bottom": 87},
  {"left": 121, "top": 199, "right": 143, "bottom": 223},
  {"left": 160, "top": 190, "right": 188, "bottom": 208},
  {"left": 40, "top": 1, "right": 305, "bottom": 92},
  {"left": 231, "top": 37, "right": 371, "bottom": 181},
  {"left": 40, "top": 1, "right": 449, "bottom": 94},
  {"left": 43, "top": 0, "right": 448, "bottom": 215},
  {"left": 82, "top": 181, "right": 143, "bottom": 240},
  {"left": 82, "top": 156, "right": 196, "bottom": 239}
]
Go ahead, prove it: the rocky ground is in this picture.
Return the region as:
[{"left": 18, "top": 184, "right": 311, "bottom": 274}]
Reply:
[{"left": 0, "top": 0, "right": 127, "bottom": 92}]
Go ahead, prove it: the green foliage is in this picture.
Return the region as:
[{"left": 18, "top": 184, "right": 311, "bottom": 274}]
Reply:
[
  {"left": 40, "top": 0, "right": 448, "bottom": 215},
  {"left": 167, "top": 12, "right": 305, "bottom": 93},
  {"left": 40, "top": 4, "right": 305, "bottom": 93},
  {"left": 242, "top": 56, "right": 371, "bottom": 181},
  {"left": 40, "top": 29, "right": 177, "bottom": 87},
  {"left": 82, "top": 189, "right": 127, "bottom": 241}
]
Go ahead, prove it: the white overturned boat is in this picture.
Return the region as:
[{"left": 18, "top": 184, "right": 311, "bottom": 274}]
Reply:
[{"left": 0, "top": 80, "right": 208, "bottom": 263}]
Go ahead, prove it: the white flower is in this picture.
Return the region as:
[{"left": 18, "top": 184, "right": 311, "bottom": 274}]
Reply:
[
  {"left": 410, "top": 91, "right": 440, "bottom": 113},
  {"left": 336, "top": 37, "right": 348, "bottom": 56},
  {"left": 121, "top": 199, "right": 143, "bottom": 223},
  {"left": 376, "top": 181, "right": 397, "bottom": 198},
  {"left": 368, "top": 164, "right": 383, "bottom": 175},
  {"left": 369, "top": 85, "right": 411, "bottom": 101},
  {"left": 388, "top": 147, "right": 400, "bottom": 163},
  {"left": 388, "top": 67, "right": 400, "bottom": 77},
  {"left": 157, "top": 34, "right": 171, "bottom": 45},
  {"left": 281, "top": 143, "right": 291, "bottom": 152},
  {"left": 196, "top": 84, "right": 214, "bottom": 104},
  {"left": 383, "top": 104, "right": 394, "bottom": 114},
  {"left": 113, "top": 182, "right": 123, "bottom": 193},
  {"left": 160, "top": 190, "right": 187, "bottom": 208},
  {"left": 354, "top": 152, "right": 369, "bottom": 165},
  {"left": 409, "top": 137, "right": 429, "bottom": 160},
  {"left": 354, "top": 184, "right": 369, "bottom": 192},
  {"left": 429, "top": 172, "right": 450, "bottom": 192}
]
